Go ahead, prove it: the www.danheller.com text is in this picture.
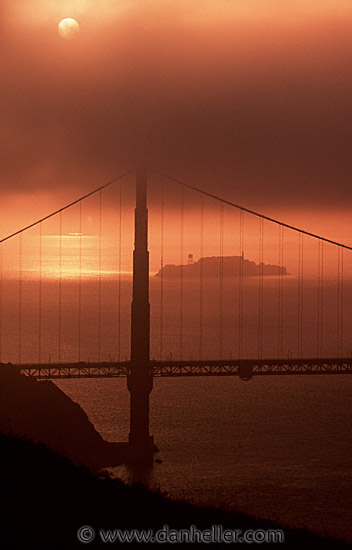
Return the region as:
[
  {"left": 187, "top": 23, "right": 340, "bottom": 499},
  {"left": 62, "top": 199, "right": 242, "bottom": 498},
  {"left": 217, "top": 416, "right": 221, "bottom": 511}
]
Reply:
[{"left": 77, "top": 525, "right": 285, "bottom": 544}]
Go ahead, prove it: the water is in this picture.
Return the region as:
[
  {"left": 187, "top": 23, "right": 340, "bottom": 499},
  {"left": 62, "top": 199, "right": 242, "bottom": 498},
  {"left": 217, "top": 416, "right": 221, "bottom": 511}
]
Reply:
[
  {"left": 3, "top": 276, "right": 352, "bottom": 363},
  {"left": 2, "top": 274, "right": 351, "bottom": 541},
  {"left": 55, "top": 374, "right": 352, "bottom": 543}
]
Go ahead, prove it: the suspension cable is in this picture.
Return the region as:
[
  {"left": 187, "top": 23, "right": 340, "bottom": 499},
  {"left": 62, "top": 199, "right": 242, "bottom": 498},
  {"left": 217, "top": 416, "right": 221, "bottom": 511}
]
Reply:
[
  {"left": 150, "top": 169, "right": 352, "bottom": 251},
  {"left": 0, "top": 170, "right": 133, "bottom": 244}
]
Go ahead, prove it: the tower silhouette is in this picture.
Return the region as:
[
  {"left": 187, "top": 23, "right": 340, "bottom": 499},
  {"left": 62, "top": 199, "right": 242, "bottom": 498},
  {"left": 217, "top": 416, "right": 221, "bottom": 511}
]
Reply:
[{"left": 127, "top": 168, "right": 155, "bottom": 459}]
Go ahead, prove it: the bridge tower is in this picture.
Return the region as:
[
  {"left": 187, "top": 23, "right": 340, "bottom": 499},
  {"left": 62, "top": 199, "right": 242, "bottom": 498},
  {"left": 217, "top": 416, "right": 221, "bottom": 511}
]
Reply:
[{"left": 127, "top": 167, "right": 155, "bottom": 459}]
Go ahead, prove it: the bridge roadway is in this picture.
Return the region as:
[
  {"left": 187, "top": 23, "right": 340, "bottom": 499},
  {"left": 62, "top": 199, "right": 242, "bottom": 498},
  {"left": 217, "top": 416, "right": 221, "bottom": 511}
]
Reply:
[{"left": 5, "top": 358, "right": 352, "bottom": 379}]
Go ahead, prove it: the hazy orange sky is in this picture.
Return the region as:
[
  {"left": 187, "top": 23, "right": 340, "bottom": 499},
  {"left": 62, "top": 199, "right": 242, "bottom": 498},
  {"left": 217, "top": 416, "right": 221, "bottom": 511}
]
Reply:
[{"left": 1, "top": 0, "right": 352, "bottom": 244}]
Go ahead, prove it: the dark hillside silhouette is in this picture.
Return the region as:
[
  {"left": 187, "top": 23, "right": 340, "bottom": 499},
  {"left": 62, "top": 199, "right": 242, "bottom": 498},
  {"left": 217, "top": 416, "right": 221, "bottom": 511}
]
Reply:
[
  {"left": 0, "top": 433, "right": 349, "bottom": 549},
  {"left": 0, "top": 365, "right": 126, "bottom": 470}
]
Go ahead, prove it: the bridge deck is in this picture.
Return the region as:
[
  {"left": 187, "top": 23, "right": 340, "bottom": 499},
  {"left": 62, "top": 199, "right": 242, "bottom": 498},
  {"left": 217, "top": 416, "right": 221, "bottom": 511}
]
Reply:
[{"left": 3, "top": 358, "right": 351, "bottom": 379}]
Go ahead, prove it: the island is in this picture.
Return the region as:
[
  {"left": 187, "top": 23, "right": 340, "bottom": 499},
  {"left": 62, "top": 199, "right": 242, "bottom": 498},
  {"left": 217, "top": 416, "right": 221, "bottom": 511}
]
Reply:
[{"left": 155, "top": 254, "right": 287, "bottom": 278}]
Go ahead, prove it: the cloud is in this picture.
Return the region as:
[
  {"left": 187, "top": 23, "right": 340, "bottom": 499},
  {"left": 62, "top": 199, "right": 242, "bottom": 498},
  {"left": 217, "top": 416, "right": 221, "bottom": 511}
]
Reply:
[{"left": 0, "top": 1, "right": 352, "bottom": 213}]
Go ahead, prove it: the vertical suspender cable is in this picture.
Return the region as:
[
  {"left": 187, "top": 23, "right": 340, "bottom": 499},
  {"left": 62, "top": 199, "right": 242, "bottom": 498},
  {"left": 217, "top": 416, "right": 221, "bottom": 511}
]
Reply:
[
  {"left": 278, "top": 225, "right": 284, "bottom": 360},
  {"left": 337, "top": 245, "right": 343, "bottom": 358},
  {"left": 160, "top": 180, "right": 164, "bottom": 360},
  {"left": 258, "top": 218, "right": 264, "bottom": 360},
  {"left": 219, "top": 203, "right": 224, "bottom": 360},
  {"left": 340, "top": 248, "right": 344, "bottom": 357},
  {"left": 239, "top": 211, "right": 244, "bottom": 360},
  {"left": 78, "top": 202, "right": 82, "bottom": 362},
  {"left": 317, "top": 239, "right": 320, "bottom": 358},
  {"left": 18, "top": 233, "right": 23, "bottom": 364},
  {"left": 0, "top": 244, "right": 2, "bottom": 363},
  {"left": 38, "top": 223, "right": 42, "bottom": 364},
  {"left": 58, "top": 212, "right": 62, "bottom": 364},
  {"left": 317, "top": 240, "right": 324, "bottom": 358},
  {"left": 118, "top": 181, "right": 122, "bottom": 362},
  {"left": 321, "top": 242, "right": 324, "bottom": 358},
  {"left": 98, "top": 190, "right": 102, "bottom": 362},
  {"left": 199, "top": 195, "right": 204, "bottom": 361},
  {"left": 179, "top": 186, "right": 184, "bottom": 360},
  {"left": 180, "top": 187, "right": 184, "bottom": 360},
  {"left": 298, "top": 233, "right": 304, "bottom": 358},
  {"left": 337, "top": 246, "right": 340, "bottom": 358}
]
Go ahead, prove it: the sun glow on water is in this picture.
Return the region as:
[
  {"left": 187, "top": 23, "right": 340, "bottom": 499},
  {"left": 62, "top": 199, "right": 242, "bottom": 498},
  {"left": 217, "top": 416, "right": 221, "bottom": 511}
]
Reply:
[{"left": 1, "top": 234, "right": 133, "bottom": 280}]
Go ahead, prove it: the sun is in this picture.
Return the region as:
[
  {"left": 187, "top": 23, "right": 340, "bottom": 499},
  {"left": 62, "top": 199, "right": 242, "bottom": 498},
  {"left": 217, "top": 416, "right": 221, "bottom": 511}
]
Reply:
[{"left": 58, "top": 18, "right": 80, "bottom": 40}]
